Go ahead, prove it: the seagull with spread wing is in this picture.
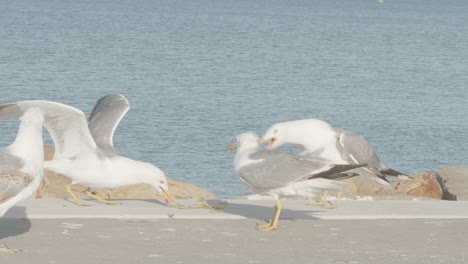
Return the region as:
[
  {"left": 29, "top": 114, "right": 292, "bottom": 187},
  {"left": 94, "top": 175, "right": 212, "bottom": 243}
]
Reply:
[
  {"left": 0, "top": 109, "right": 44, "bottom": 253},
  {"left": 0, "top": 95, "right": 174, "bottom": 206}
]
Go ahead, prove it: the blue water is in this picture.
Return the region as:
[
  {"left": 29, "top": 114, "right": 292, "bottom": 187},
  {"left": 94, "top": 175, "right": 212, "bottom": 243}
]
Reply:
[{"left": 0, "top": 0, "right": 467, "bottom": 198}]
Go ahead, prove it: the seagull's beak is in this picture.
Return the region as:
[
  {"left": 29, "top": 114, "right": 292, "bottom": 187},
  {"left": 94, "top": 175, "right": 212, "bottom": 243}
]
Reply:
[
  {"left": 267, "top": 138, "right": 277, "bottom": 149},
  {"left": 228, "top": 143, "right": 238, "bottom": 152},
  {"left": 159, "top": 186, "right": 175, "bottom": 204},
  {"left": 258, "top": 138, "right": 265, "bottom": 144}
]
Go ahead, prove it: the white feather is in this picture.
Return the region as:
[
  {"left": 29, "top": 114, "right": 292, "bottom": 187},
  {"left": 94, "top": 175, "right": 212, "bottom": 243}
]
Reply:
[
  {"left": 0, "top": 110, "right": 44, "bottom": 217},
  {"left": 0, "top": 97, "right": 169, "bottom": 196}
]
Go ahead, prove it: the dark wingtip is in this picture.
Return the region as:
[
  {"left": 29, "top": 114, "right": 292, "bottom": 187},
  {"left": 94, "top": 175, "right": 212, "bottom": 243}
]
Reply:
[{"left": 381, "top": 168, "right": 408, "bottom": 177}]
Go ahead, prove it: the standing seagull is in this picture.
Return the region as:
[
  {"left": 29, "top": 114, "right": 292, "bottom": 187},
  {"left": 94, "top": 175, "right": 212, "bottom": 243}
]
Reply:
[
  {"left": 261, "top": 119, "right": 406, "bottom": 185},
  {"left": 0, "top": 109, "right": 44, "bottom": 253},
  {"left": 229, "top": 132, "right": 364, "bottom": 231},
  {"left": 0, "top": 95, "right": 174, "bottom": 206}
]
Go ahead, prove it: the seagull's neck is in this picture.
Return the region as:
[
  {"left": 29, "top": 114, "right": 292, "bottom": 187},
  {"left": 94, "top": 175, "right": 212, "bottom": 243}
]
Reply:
[
  {"left": 234, "top": 145, "right": 260, "bottom": 171},
  {"left": 313, "top": 145, "right": 345, "bottom": 163},
  {"left": 285, "top": 126, "right": 337, "bottom": 153},
  {"left": 10, "top": 121, "right": 44, "bottom": 173}
]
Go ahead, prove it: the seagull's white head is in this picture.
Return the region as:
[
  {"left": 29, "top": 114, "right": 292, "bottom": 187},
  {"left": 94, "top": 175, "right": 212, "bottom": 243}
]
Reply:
[
  {"left": 229, "top": 132, "right": 260, "bottom": 152},
  {"left": 137, "top": 162, "right": 174, "bottom": 204},
  {"left": 260, "top": 119, "right": 336, "bottom": 153}
]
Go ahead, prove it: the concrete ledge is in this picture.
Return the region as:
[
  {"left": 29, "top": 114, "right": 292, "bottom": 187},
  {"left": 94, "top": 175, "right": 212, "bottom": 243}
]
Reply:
[{"left": 4, "top": 199, "right": 468, "bottom": 220}]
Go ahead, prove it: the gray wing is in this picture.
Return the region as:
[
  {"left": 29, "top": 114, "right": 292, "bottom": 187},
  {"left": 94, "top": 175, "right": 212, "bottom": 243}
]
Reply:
[
  {"left": 0, "top": 171, "right": 33, "bottom": 202},
  {"left": 0, "top": 100, "right": 96, "bottom": 160},
  {"left": 238, "top": 150, "right": 354, "bottom": 191},
  {"left": 0, "top": 149, "right": 24, "bottom": 171},
  {"left": 335, "top": 129, "right": 384, "bottom": 169},
  {"left": 88, "top": 95, "right": 130, "bottom": 155}
]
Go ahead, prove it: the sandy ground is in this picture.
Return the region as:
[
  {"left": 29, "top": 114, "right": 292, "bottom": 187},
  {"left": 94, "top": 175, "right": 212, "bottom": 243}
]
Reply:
[{"left": 1, "top": 200, "right": 468, "bottom": 263}]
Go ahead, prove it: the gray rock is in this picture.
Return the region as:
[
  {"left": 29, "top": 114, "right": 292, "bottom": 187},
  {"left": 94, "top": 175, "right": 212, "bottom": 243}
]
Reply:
[{"left": 435, "top": 166, "right": 468, "bottom": 200}]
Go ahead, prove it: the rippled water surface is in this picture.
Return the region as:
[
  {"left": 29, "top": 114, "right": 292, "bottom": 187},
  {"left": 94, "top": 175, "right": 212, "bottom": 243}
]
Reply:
[{"left": 1, "top": 0, "right": 467, "bottom": 198}]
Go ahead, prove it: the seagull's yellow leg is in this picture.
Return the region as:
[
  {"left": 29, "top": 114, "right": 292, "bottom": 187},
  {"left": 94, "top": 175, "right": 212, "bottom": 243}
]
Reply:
[
  {"left": 85, "top": 189, "right": 122, "bottom": 205},
  {"left": 307, "top": 191, "right": 329, "bottom": 206},
  {"left": 322, "top": 192, "right": 342, "bottom": 209},
  {"left": 0, "top": 245, "right": 19, "bottom": 253},
  {"left": 257, "top": 200, "right": 282, "bottom": 231},
  {"left": 66, "top": 184, "right": 93, "bottom": 206}
]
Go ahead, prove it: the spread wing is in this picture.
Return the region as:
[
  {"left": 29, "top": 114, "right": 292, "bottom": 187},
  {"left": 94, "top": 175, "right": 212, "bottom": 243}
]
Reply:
[
  {"left": 88, "top": 94, "right": 129, "bottom": 155},
  {"left": 0, "top": 100, "right": 97, "bottom": 159}
]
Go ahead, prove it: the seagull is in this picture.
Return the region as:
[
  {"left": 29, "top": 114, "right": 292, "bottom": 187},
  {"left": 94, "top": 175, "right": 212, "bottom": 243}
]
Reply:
[
  {"left": 0, "top": 109, "right": 45, "bottom": 253},
  {"left": 229, "top": 132, "right": 365, "bottom": 231},
  {"left": 260, "top": 119, "right": 406, "bottom": 184},
  {"left": 0, "top": 95, "right": 174, "bottom": 206}
]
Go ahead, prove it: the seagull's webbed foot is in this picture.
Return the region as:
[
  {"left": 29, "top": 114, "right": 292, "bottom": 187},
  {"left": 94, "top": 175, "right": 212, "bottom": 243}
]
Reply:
[
  {"left": 257, "top": 224, "right": 279, "bottom": 231},
  {"left": 85, "top": 189, "right": 122, "bottom": 205},
  {"left": 256, "top": 200, "right": 282, "bottom": 231},
  {"left": 0, "top": 245, "right": 19, "bottom": 254},
  {"left": 306, "top": 191, "right": 329, "bottom": 206},
  {"left": 256, "top": 221, "right": 273, "bottom": 228},
  {"left": 322, "top": 192, "right": 342, "bottom": 209},
  {"left": 67, "top": 184, "right": 94, "bottom": 206}
]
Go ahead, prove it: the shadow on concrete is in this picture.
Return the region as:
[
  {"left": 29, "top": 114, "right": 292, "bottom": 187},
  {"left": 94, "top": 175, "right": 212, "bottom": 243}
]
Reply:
[
  {"left": 149, "top": 199, "right": 325, "bottom": 221},
  {"left": 0, "top": 206, "right": 31, "bottom": 240},
  {"left": 123, "top": 199, "right": 325, "bottom": 221},
  {"left": 219, "top": 201, "right": 323, "bottom": 221}
]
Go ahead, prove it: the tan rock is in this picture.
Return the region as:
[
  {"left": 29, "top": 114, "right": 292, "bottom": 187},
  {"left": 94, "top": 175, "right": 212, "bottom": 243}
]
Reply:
[
  {"left": 35, "top": 146, "right": 217, "bottom": 200},
  {"left": 341, "top": 175, "right": 389, "bottom": 195},
  {"left": 398, "top": 171, "right": 442, "bottom": 199},
  {"left": 340, "top": 170, "right": 443, "bottom": 200},
  {"left": 44, "top": 145, "right": 55, "bottom": 160},
  {"left": 375, "top": 171, "right": 443, "bottom": 199}
]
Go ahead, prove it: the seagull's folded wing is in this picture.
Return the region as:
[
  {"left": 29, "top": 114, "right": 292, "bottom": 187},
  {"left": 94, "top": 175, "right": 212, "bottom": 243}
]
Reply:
[
  {"left": 239, "top": 150, "right": 366, "bottom": 191},
  {"left": 238, "top": 150, "right": 336, "bottom": 190},
  {"left": 0, "top": 171, "right": 33, "bottom": 202},
  {"left": 336, "top": 130, "right": 382, "bottom": 168},
  {"left": 0, "top": 149, "right": 24, "bottom": 171}
]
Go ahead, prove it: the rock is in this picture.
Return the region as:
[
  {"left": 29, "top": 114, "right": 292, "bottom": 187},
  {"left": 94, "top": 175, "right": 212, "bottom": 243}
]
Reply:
[
  {"left": 340, "top": 175, "right": 391, "bottom": 195},
  {"left": 34, "top": 146, "right": 217, "bottom": 200},
  {"left": 341, "top": 171, "right": 443, "bottom": 200},
  {"left": 435, "top": 166, "right": 468, "bottom": 201},
  {"left": 380, "top": 171, "right": 443, "bottom": 199}
]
